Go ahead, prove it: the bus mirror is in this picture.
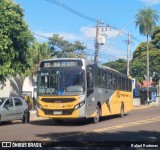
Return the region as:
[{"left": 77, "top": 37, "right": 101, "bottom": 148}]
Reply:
[
  {"left": 56, "top": 71, "right": 59, "bottom": 75},
  {"left": 32, "top": 79, "right": 37, "bottom": 86},
  {"left": 32, "top": 74, "right": 37, "bottom": 86}
]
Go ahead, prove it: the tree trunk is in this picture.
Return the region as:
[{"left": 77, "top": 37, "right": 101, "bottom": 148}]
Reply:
[{"left": 146, "top": 34, "right": 150, "bottom": 104}]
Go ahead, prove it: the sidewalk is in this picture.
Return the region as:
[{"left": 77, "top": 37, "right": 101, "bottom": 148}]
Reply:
[
  {"left": 29, "top": 104, "right": 159, "bottom": 121},
  {"left": 132, "top": 105, "right": 151, "bottom": 110},
  {"left": 134, "top": 101, "right": 160, "bottom": 109}
]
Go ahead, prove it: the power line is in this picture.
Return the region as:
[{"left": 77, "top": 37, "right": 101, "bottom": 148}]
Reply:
[
  {"left": 33, "top": 32, "right": 134, "bottom": 64},
  {"left": 32, "top": 34, "right": 126, "bottom": 63},
  {"left": 44, "top": 0, "right": 128, "bottom": 32},
  {"left": 86, "top": 48, "right": 126, "bottom": 61},
  {"left": 44, "top": 0, "right": 142, "bottom": 45},
  {"left": 36, "top": 1, "right": 143, "bottom": 64},
  {"left": 99, "top": 53, "right": 126, "bottom": 61},
  {"left": 45, "top": 0, "right": 97, "bottom": 22},
  {"left": 34, "top": 33, "right": 50, "bottom": 39}
]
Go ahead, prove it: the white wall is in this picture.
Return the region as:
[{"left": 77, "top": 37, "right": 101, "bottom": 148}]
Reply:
[
  {"left": 22, "top": 77, "right": 34, "bottom": 97},
  {"left": 0, "top": 79, "right": 11, "bottom": 97},
  {"left": 0, "top": 76, "right": 34, "bottom": 97}
]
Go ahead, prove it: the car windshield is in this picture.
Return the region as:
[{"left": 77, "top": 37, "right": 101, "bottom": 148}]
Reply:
[
  {"left": 37, "top": 68, "right": 85, "bottom": 96},
  {"left": 0, "top": 98, "right": 6, "bottom": 106}
]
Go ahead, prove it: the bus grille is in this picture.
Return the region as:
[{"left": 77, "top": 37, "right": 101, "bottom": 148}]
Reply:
[
  {"left": 41, "top": 98, "right": 75, "bottom": 103},
  {"left": 43, "top": 109, "right": 74, "bottom": 115}
]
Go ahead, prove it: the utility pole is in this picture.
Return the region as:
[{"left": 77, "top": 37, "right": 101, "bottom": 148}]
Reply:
[
  {"left": 124, "top": 33, "right": 132, "bottom": 76},
  {"left": 127, "top": 33, "right": 130, "bottom": 76},
  {"left": 94, "top": 19, "right": 100, "bottom": 64},
  {"left": 94, "top": 19, "right": 110, "bottom": 64}
]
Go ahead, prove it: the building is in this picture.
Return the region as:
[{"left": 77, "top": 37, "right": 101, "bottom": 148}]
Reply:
[{"left": 0, "top": 76, "right": 35, "bottom": 98}]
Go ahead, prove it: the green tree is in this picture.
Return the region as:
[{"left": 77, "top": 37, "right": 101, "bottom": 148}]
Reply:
[
  {"left": 135, "top": 7, "right": 159, "bottom": 81},
  {"left": 151, "top": 26, "right": 160, "bottom": 49},
  {"left": 29, "top": 35, "right": 87, "bottom": 75},
  {"left": 135, "top": 8, "right": 159, "bottom": 102},
  {"left": 103, "top": 59, "right": 127, "bottom": 75},
  {"left": 48, "top": 34, "right": 86, "bottom": 58},
  {"left": 150, "top": 26, "right": 160, "bottom": 84},
  {"left": 30, "top": 41, "right": 51, "bottom": 75},
  {"left": 131, "top": 26, "right": 160, "bottom": 83},
  {"left": 0, "top": 0, "right": 34, "bottom": 85},
  {"left": 131, "top": 60, "right": 146, "bottom": 82},
  {"left": 135, "top": 8, "right": 159, "bottom": 37}
]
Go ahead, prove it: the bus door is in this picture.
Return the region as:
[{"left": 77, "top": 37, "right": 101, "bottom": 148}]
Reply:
[{"left": 86, "top": 66, "right": 95, "bottom": 117}]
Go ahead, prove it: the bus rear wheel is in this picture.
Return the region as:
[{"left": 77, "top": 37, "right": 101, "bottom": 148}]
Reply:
[
  {"left": 120, "top": 104, "right": 124, "bottom": 117},
  {"left": 93, "top": 106, "right": 101, "bottom": 124}
]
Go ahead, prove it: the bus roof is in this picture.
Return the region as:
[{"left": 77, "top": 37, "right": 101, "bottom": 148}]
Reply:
[
  {"left": 40, "top": 58, "right": 85, "bottom": 62},
  {"left": 96, "top": 64, "right": 129, "bottom": 78},
  {"left": 39, "top": 58, "right": 129, "bottom": 78}
]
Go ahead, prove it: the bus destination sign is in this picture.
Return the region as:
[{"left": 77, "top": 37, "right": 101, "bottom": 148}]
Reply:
[{"left": 40, "top": 60, "right": 83, "bottom": 68}]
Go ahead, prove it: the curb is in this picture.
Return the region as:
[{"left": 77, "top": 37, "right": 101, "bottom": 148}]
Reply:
[
  {"left": 133, "top": 105, "right": 151, "bottom": 110},
  {"left": 133, "top": 103, "right": 160, "bottom": 110}
]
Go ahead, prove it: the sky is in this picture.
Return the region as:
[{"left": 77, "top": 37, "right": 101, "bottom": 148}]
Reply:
[{"left": 14, "top": 0, "right": 160, "bottom": 63}]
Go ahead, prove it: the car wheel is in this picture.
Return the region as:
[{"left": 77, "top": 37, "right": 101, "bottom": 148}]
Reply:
[{"left": 22, "top": 112, "right": 30, "bottom": 123}]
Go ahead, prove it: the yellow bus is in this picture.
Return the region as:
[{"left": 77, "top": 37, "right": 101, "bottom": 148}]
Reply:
[{"left": 36, "top": 58, "right": 133, "bottom": 123}]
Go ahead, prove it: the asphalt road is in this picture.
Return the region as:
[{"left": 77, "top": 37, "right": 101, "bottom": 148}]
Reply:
[{"left": 0, "top": 106, "right": 160, "bottom": 149}]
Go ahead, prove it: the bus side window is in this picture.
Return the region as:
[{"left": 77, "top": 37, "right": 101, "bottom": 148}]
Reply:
[
  {"left": 95, "top": 68, "right": 101, "bottom": 87},
  {"left": 87, "top": 72, "right": 93, "bottom": 89},
  {"left": 118, "top": 76, "right": 121, "bottom": 90},
  {"left": 126, "top": 79, "right": 129, "bottom": 91},
  {"left": 122, "top": 78, "right": 125, "bottom": 90},
  {"left": 107, "top": 73, "right": 112, "bottom": 88},
  {"left": 113, "top": 75, "right": 117, "bottom": 89},
  {"left": 129, "top": 79, "right": 132, "bottom": 91},
  {"left": 102, "top": 72, "right": 107, "bottom": 88}
]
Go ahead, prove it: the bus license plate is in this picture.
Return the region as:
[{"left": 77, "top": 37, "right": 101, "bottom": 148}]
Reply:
[{"left": 53, "top": 111, "right": 62, "bottom": 115}]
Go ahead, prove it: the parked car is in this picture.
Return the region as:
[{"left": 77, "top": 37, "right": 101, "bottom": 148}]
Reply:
[{"left": 0, "top": 97, "right": 30, "bottom": 123}]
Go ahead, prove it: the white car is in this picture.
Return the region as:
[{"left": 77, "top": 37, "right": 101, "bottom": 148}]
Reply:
[{"left": 0, "top": 97, "right": 30, "bottom": 123}]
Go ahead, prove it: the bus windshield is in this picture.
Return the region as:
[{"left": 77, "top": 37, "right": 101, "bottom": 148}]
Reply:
[{"left": 37, "top": 68, "right": 85, "bottom": 96}]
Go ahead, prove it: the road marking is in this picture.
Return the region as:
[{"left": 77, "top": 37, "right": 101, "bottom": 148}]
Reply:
[
  {"left": 42, "top": 138, "right": 51, "bottom": 141},
  {"left": 41, "top": 116, "right": 160, "bottom": 141},
  {"left": 93, "top": 116, "right": 160, "bottom": 132}
]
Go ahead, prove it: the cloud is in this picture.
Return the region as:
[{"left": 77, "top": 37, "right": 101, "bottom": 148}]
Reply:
[
  {"left": 34, "top": 27, "right": 127, "bottom": 63},
  {"left": 80, "top": 26, "right": 122, "bottom": 39},
  {"left": 80, "top": 26, "right": 96, "bottom": 39},
  {"left": 34, "top": 31, "right": 81, "bottom": 42},
  {"left": 141, "top": 0, "right": 160, "bottom": 5},
  {"left": 60, "top": 32, "right": 79, "bottom": 41},
  {"left": 34, "top": 25, "right": 124, "bottom": 45},
  {"left": 100, "top": 44, "right": 127, "bottom": 59}
]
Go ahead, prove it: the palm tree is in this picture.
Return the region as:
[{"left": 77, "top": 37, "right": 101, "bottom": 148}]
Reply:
[{"left": 135, "top": 8, "right": 159, "bottom": 104}]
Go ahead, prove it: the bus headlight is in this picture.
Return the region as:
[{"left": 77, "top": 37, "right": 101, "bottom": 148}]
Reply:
[
  {"left": 74, "top": 101, "right": 85, "bottom": 110},
  {"left": 36, "top": 102, "right": 43, "bottom": 111}
]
